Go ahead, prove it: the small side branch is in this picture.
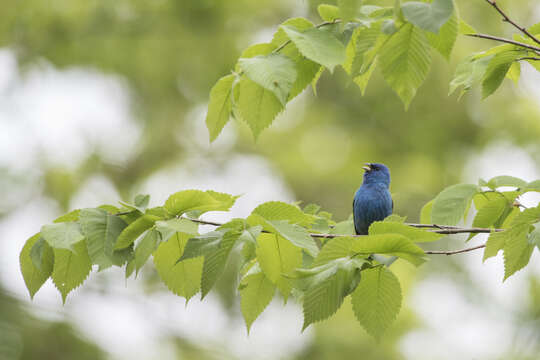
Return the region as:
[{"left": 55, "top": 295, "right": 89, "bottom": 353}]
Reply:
[
  {"left": 465, "top": 33, "right": 540, "bottom": 54},
  {"left": 485, "top": 0, "right": 540, "bottom": 45},
  {"left": 425, "top": 244, "right": 486, "bottom": 255}
]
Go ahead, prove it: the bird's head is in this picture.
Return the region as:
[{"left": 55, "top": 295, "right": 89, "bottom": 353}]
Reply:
[{"left": 362, "top": 163, "right": 391, "bottom": 187}]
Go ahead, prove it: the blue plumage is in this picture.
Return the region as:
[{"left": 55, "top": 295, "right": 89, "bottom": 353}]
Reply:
[{"left": 353, "top": 163, "right": 393, "bottom": 235}]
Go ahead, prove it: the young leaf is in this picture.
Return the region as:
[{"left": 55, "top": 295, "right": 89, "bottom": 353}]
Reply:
[
  {"left": 350, "top": 234, "right": 427, "bottom": 266},
  {"left": 154, "top": 233, "right": 204, "bottom": 301},
  {"left": 115, "top": 214, "right": 161, "bottom": 250},
  {"left": 401, "top": 0, "right": 454, "bottom": 34},
  {"left": 164, "top": 190, "right": 237, "bottom": 216},
  {"left": 41, "top": 222, "right": 85, "bottom": 251},
  {"left": 379, "top": 23, "right": 432, "bottom": 109},
  {"left": 313, "top": 237, "right": 356, "bottom": 266},
  {"left": 239, "top": 264, "right": 276, "bottom": 333},
  {"left": 369, "top": 221, "right": 444, "bottom": 243},
  {"left": 251, "top": 201, "right": 315, "bottom": 227},
  {"left": 267, "top": 219, "right": 319, "bottom": 257},
  {"left": 449, "top": 55, "right": 492, "bottom": 99},
  {"left": 470, "top": 197, "right": 508, "bottom": 232},
  {"left": 338, "top": 0, "right": 360, "bottom": 26},
  {"left": 486, "top": 175, "right": 527, "bottom": 189},
  {"left": 419, "top": 200, "right": 433, "bottom": 224},
  {"left": 237, "top": 77, "right": 284, "bottom": 140},
  {"left": 238, "top": 54, "right": 297, "bottom": 105},
  {"left": 156, "top": 218, "right": 199, "bottom": 237},
  {"left": 302, "top": 258, "right": 364, "bottom": 330},
  {"left": 281, "top": 25, "right": 346, "bottom": 72},
  {"left": 425, "top": 11, "right": 458, "bottom": 60},
  {"left": 20, "top": 234, "right": 54, "bottom": 299},
  {"left": 52, "top": 240, "right": 92, "bottom": 304},
  {"left": 482, "top": 50, "right": 524, "bottom": 99},
  {"left": 431, "top": 183, "right": 478, "bottom": 225},
  {"left": 503, "top": 224, "right": 534, "bottom": 280},
  {"left": 206, "top": 74, "right": 235, "bottom": 142},
  {"left": 483, "top": 223, "right": 528, "bottom": 262},
  {"left": 256, "top": 233, "right": 302, "bottom": 300},
  {"left": 317, "top": 4, "right": 340, "bottom": 22},
  {"left": 80, "top": 208, "right": 128, "bottom": 270},
  {"left": 352, "top": 266, "right": 402, "bottom": 340},
  {"left": 134, "top": 228, "right": 160, "bottom": 275}
]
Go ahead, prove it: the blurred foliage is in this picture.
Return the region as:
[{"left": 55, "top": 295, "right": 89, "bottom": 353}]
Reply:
[{"left": 1, "top": 0, "right": 540, "bottom": 358}]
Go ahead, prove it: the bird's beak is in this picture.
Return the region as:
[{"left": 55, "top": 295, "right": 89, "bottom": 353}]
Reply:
[{"left": 362, "top": 163, "right": 372, "bottom": 172}]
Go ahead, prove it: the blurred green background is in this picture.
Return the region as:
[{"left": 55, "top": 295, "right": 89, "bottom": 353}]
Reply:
[{"left": 1, "top": 0, "right": 540, "bottom": 359}]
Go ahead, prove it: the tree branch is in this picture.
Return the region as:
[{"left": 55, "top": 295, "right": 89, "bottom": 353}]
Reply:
[
  {"left": 516, "top": 56, "right": 540, "bottom": 62},
  {"left": 484, "top": 0, "right": 540, "bottom": 45},
  {"left": 424, "top": 244, "right": 486, "bottom": 255},
  {"left": 465, "top": 33, "right": 540, "bottom": 54}
]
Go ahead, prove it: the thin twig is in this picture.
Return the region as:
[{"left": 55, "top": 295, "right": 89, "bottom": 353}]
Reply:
[
  {"left": 424, "top": 244, "right": 486, "bottom": 255},
  {"left": 184, "top": 217, "right": 502, "bottom": 238},
  {"left": 484, "top": 0, "right": 540, "bottom": 45},
  {"left": 516, "top": 56, "right": 540, "bottom": 62},
  {"left": 465, "top": 33, "right": 540, "bottom": 54}
]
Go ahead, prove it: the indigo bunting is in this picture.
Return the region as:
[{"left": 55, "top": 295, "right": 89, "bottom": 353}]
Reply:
[{"left": 353, "top": 163, "right": 393, "bottom": 235}]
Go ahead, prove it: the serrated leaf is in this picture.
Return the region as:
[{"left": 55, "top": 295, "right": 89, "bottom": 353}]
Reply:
[
  {"left": 237, "top": 77, "right": 284, "bottom": 140},
  {"left": 469, "top": 197, "right": 509, "bottom": 241},
  {"left": 330, "top": 219, "right": 355, "bottom": 235},
  {"left": 154, "top": 233, "right": 203, "bottom": 300},
  {"left": 402, "top": 0, "right": 454, "bottom": 33},
  {"left": 313, "top": 237, "right": 356, "bottom": 266},
  {"left": 318, "top": 4, "right": 340, "bottom": 21},
  {"left": 277, "top": 42, "right": 321, "bottom": 101},
  {"left": 449, "top": 55, "right": 492, "bottom": 98},
  {"left": 256, "top": 233, "right": 302, "bottom": 300},
  {"left": 486, "top": 175, "right": 527, "bottom": 189},
  {"left": 431, "top": 183, "right": 478, "bottom": 225},
  {"left": 206, "top": 74, "right": 235, "bottom": 142},
  {"left": 239, "top": 264, "right": 276, "bottom": 333},
  {"left": 80, "top": 208, "right": 128, "bottom": 270},
  {"left": 251, "top": 201, "right": 315, "bottom": 227},
  {"left": 30, "top": 237, "right": 48, "bottom": 271},
  {"left": 369, "top": 221, "right": 443, "bottom": 243},
  {"left": 482, "top": 50, "right": 524, "bottom": 99},
  {"left": 420, "top": 200, "right": 433, "bottom": 224},
  {"left": 52, "top": 240, "right": 92, "bottom": 304},
  {"left": 302, "top": 258, "right": 364, "bottom": 330},
  {"left": 350, "top": 234, "right": 427, "bottom": 266},
  {"left": 351, "top": 266, "right": 401, "bottom": 340},
  {"left": 115, "top": 214, "right": 161, "bottom": 250},
  {"left": 338, "top": 0, "right": 360, "bottom": 26},
  {"left": 506, "top": 61, "right": 521, "bottom": 84},
  {"left": 425, "top": 11, "right": 458, "bottom": 60},
  {"left": 379, "top": 23, "right": 432, "bottom": 109},
  {"left": 483, "top": 223, "right": 528, "bottom": 262},
  {"left": 20, "top": 234, "right": 54, "bottom": 299},
  {"left": 134, "top": 228, "right": 160, "bottom": 275},
  {"left": 156, "top": 218, "right": 199, "bottom": 238},
  {"left": 272, "top": 18, "right": 314, "bottom": 46},
  {"left": 41, "top": 222, "right": 85, "bottom": 251},
  {"left": 503, "top": 224, "right": 534, "bottom": 280},
  {"left": 281, "top": 25, "right": 346, "bottom": 72},
  {"left": 269, "top": 220, "right": 319, "bottom": 257},
  {"left": 344, "top": 22, "right": 383, "bottom": 76},
  {"left": 238, "top": 54, "right": 297, "bottom": 106},
  {"left": 164, "top": 190, "right": 237, "bottom": 216},
  {"left": 511, "top": 206, "right": 540, "bottom": 226},
  {"left": 459, "top": 19, "right": 476, "bottom": 34},
  {"left": 53, "top": 210, "right": 81, "bottom": 223}
]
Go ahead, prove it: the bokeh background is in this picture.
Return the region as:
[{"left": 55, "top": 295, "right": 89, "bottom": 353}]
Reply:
[{"left": 1, "top": 0, "right": 540, "bottom": 359}]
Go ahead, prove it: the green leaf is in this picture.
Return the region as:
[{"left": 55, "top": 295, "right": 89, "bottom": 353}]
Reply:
[
  {"left": 268, "top": 220, "right": 319, "bottom": 257},
  {"left": 379, "top": 23, "right": 432, "bottom": 109},
  {"left": 239, "top": 264, "right": 276, "bottom": 333},
  {"left": 526, "top": 180, "right": 540, "bottom": 192},
  {"left": 431, "top": 183, "right": 478, "bottom": 225},
  {"left": 330, "top": 219, "right": 355, "bottom": 235},
  {"left": 80, "top": 208, "right": 128, "bottom": 270},
  {"left": 420, "top": 200, "right": 433, "bottom": 224},
  {"left": 41, "top": 222, "right": 85, "bottom": 251},
  {"left": 20, "top": 234, "right": 54, "bottom": 299},
  {"left": 503, "top": 224, "right": 534, "bottom": 280},
  {"left": 237, "top": 77, "right": 284, "bottom": 140},
  {"left": 338, "top": 0, "right": 360, "bottom": 26},
  {"left": 506, "top": 61, "right": 521, "bottom": 84},
  {"left": 425, "top": 11, "right": 458, "bottom": 60},
  {"left": 251, "top": 201, "right": 315, "bottom": 227},
  {"left": 115, "top": 214, "right": 161, "bottom": 250},
  {"left": 369, "top": 221, "right": 444, "bottom": 243},
  {"left": 281, "top": 25, "right": 346, "bottom": 72},
  {"left": 206, "top": 74, "right": 235, "bottom": 142},
  {"left": 344, "top": 22, "right": 384, "bottom": 77},
  {"left": 318, "top": 4, "right": 340, "bottom": 22},
  {"left": 351, "top": 234, "right": 427, "bottom": 266},
  {"left": 482, "top": 50, "right": 524, "bottom": 98},
  {"left": 119, "top": 194, "right": 151, "bottom": 213},
  {"left": 449, "top": 55, "right": 492, "bottom": 99},
  {"left": 256, "top": 233, "right": 302, "bottom": 300},
  {"left": 313, "top": 237, "right": 356, "bottom": 266},
  {"left": 52, "top": 240, "right": 92, "bottom": 303},
  {"left": 401, "top": 0, "right": 454, "bottom": 33},
  {"left": 134, "top": 228, "right": 160, "bottom": 275},
  {"left": 351, "top": 266, "right": 402, "bottom": 340},
  {"left": 154, "top": 233, "right": 204, "bottom": 301},
  {"left": 238, "top": 54, "right": 297, "bottom": 105},
  {"left": 469, "top": 197, "right": 508, "bottom": 241},
  {"left": 459, "top": 19, "right": 476, "bottom": 34},
  {"left": 272, "top": 18, "right": 314, "bottom": 46},
  {"left": 486, "top": 175, "right": 527, "bottom": 189},
  {"left": 164, "top": 190, "right": 238, "bottom": 217},
  {"left": 30, "top": 237, "right": 49, "bottom": 271},
  {"left": 302, "top": 258, "right": 364, "bottom": 330},
  {"left": 528, "top": 222, "right": 540, "bottom": 251},
  {"left": 311, "top": 66, "right": 325, "bottom": 95},
  {"left": 483, "top": 223, "right": 528, "bottom": 262},
  {"left": 156, "top": 218, "right": 199, "bottom": 238}
]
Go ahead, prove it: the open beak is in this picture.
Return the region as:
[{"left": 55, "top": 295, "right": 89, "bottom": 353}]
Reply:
[{"left": 362, "top": 163, "right": 372, "bottom": 172}]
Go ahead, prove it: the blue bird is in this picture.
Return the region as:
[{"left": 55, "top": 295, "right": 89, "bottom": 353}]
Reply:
[{"left": 353, "top": 163, "right": 393, "bottom": 235}]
